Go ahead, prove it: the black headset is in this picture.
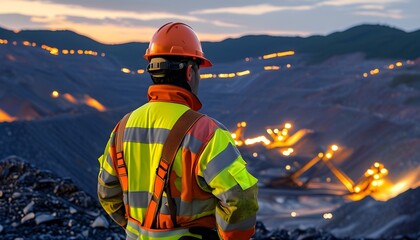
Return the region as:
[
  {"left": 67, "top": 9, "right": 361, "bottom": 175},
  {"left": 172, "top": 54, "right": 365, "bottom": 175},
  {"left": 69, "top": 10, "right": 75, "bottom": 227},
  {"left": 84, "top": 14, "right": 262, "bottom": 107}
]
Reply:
[{"left": 147, "top": 58, "right": 185, "bottom": 76}]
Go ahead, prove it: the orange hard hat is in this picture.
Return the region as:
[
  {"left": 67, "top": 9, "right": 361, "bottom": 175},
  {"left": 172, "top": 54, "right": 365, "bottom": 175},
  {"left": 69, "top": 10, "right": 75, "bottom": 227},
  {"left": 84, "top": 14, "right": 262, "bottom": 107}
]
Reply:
[{"left": 144, "top": 22, "right": 212, "bottom": 67}]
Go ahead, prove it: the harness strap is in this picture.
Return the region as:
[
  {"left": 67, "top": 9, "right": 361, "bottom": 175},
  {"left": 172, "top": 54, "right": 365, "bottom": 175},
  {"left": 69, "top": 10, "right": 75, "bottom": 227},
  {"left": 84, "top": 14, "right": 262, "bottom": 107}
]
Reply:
[
  {"left": 114, "top": 112, "right": 132, "bottom": 220},
  {"left": 143, "top": 109, "right": 204, "bottom": 229}
]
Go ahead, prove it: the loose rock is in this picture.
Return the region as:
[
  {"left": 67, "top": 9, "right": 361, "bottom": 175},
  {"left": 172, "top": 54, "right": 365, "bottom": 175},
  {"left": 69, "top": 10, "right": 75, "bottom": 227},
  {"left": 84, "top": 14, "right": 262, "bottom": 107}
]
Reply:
[
  {"left": 12, "top": 192, "right": 22, "bottom": 199},
  {"left": 0, "top": 156, "right": 124, "bottom": 239},
  {"left": 23, "top": 201, "right": 35, "bottom": 214},
  {"left": 35, "top": 214, "right": 56, "bottom": 225},
  {"left": 21, "top": 212, "right": 35, "bottom": 224},
  {"left": 69, "top": 207, "right": 77, "bottom": 214},
  {"left": 91, "top": 215, "right": 110, "bottom": 229}
]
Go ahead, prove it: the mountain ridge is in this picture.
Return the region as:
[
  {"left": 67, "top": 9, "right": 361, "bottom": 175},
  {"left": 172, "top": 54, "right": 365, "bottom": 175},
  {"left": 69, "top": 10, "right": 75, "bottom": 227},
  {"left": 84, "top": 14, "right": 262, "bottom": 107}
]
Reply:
[{"left": 1, "top": 24, "right": 419, "bottom": 68}]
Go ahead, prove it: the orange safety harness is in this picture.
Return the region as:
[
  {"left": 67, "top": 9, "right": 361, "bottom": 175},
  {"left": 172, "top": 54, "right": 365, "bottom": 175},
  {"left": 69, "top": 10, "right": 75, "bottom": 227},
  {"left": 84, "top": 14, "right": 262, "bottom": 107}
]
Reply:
[{"left": 113, "top": 109, "right": 204, "bottom": 229}]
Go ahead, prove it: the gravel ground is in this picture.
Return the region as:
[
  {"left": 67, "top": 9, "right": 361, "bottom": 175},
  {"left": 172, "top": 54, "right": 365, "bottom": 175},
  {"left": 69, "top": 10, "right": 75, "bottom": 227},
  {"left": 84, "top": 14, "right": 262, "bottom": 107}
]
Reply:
[{"left": 1, "top": 156, "right": 418, "bottom": 240}]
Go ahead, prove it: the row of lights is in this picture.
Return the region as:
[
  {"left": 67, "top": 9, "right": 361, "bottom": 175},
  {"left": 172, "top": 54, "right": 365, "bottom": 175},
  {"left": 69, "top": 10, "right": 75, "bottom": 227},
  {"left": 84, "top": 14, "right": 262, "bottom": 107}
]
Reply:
[
  {"left": 0, "top": 38, "right": 8, "bottom": 44},
  {"left": 201, "top": 64, "right": 292, "bottom": 80},
  {"left": 200, "top": 70, "right": 251, "bottom": 79},
  {"left": 205, "top": 50, "right": 295, "bottom": 79},
  {"left": 1, "top": 39, "right": 111, "bottom": 117},
  {"left": 62, "top": 49, "right": 103, "bottom": 57},
  {"left": 263, "top": 50, "right": 295, "bottom": 60},
  {"left": 289, "top": 211, "right": 333, "bottom": 220},
  {"left": 264, "top": 64, "right": 292, "bottom": 71},
  {"left": 244, "top": 50, "right": 295, "bottom": 62},
  {"left": 2, "top": 38, "right": 147, "bottom": 76},
  {"left": 121, "top": 68, "right": 145, "bottom": 75},
  {"left": 200, "top": 64, "right": 292, "bottom": 80},
  {"left": 0, "top": 38, "right": 106, "bottom": 58},
  {"left": 362, "top": 61, "right": 405, "bottom": 78},
  {"left": 2, "top": 38, "right": 297, "bottom": 80},
  {"left": 4, "top": 39, "right": 413, "bottom": 83}
]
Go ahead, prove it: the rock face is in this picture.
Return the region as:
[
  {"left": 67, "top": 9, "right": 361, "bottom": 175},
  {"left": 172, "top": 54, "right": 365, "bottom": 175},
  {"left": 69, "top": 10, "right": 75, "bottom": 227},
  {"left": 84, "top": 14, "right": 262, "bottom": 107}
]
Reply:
[{"left": 0, "top": 156, "right": 125, "bottom": 240}]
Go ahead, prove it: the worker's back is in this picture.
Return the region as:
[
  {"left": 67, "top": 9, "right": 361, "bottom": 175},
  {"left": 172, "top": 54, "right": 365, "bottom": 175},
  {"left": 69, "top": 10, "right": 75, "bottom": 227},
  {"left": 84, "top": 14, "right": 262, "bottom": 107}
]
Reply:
[
  {"left": 124, "top": 98, "right": 218, "bottom": 227},
  {"left": 98, "top": 22, "right": 258, "bottom": 240}
]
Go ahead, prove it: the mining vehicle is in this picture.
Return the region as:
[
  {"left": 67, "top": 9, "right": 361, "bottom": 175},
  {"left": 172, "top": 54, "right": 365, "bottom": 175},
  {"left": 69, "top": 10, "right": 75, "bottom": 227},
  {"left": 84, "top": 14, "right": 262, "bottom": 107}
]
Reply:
[
  {"left": 231, "top": 121, "right": 247, "bottom": 146},
  {"left": 265, "top": 123, "right": 313, "bottom": 149},
  {"left": 265, "top": 145, "right": 388, "bottom": 200}
]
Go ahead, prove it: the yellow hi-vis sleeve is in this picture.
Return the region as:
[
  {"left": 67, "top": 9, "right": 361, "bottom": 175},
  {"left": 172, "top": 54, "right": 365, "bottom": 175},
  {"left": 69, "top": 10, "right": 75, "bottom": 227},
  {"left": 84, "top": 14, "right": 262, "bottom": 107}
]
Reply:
[
  {"left": 197, "top": 127, "right": 258, "bottom": 240},
  {"left": 97, "top": 133, "right": 127, "bottom": 227}
]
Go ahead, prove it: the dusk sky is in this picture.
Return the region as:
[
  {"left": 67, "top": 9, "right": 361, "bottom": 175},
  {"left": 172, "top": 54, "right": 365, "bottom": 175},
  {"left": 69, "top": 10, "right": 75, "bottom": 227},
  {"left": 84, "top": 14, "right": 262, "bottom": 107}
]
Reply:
[{"left": 1, "top": 0, "right": 419, "bottom": 44}]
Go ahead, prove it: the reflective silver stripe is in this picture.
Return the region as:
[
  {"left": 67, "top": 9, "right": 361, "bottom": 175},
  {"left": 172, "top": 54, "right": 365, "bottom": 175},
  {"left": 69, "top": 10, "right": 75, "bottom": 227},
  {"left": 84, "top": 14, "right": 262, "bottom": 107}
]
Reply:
[
  {"left": 124, "top": 127, "right": 202, "bottom": 153},
  {"left": 216, "top": 213, "right": 256, "bottom": 231},
  {"left": 98, "top": 184, "right": 122, "bottom": 199},
  {"left": 126, "top": 228, "right": 138, "bottom": 240},
  {"left": 125, "top": 192, "right": 171, "bottom": 215},
  {"left": 99, "top": 169, "right": 119, "bottom": 185},
  {"left": 125, "top": 192, "right": 216, "bottom": 217},
  {"left": 160, "top": 203, "right": 170, "bottom": 215},
  {"left": 203, "top": 143, "right": 240, "bottom": 183},
  {"left": 177, "top": 198, "right": 217, "bottom": 216},
  {"left": 182, "top": 134, "right": 203, "bottom": 154},
  {"left": 105, "top": 153, "right": 114, "bottom": 167},
  {"left": 126, "top": 191, "right": 150, "bottom": 208},
  {"left": 124, "top": 127, "right": 169, "bottom": 144},
  {"left": 127, "top": 220, "right": 190, "bottom": 237}
]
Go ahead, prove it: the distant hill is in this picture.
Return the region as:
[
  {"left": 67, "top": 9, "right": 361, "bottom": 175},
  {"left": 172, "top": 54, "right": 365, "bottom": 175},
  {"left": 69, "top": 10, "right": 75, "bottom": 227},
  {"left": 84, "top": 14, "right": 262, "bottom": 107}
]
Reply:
[
  {"left": 1, "top": 24, "right": 419, "bottom": 68},
  {"left": 300, "top": 25, "right": 420, "bottom": 62},
  {"left": 0, "top": 27, "right": 148, "bottom": 69}
]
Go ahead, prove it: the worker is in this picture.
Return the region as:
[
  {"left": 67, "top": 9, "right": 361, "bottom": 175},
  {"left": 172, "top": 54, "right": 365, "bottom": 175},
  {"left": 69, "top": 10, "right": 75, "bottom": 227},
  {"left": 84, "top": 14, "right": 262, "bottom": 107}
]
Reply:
[{"left": 97, "top": 22, "right": 259, "bottom": 240}]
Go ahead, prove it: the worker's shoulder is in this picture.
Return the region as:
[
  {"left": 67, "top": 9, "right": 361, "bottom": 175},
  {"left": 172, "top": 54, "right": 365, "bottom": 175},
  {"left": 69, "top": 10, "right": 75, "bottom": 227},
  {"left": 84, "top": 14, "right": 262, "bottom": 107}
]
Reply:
[{"left": 194, "top": 113, "right": 229, "bottom": 132}]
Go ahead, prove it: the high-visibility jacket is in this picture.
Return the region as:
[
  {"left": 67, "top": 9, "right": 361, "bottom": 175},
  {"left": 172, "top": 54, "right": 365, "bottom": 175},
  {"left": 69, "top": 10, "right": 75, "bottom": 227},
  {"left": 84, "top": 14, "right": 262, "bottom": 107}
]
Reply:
[{"left": 98, "top": 85, "right": 259, "bottom": 240}]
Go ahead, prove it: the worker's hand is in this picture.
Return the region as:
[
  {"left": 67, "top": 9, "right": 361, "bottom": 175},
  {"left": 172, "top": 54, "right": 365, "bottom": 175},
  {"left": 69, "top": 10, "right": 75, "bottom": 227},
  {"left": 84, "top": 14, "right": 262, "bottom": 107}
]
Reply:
[{"left": 178, "top": 227, "right": 220, "bottom": 240}]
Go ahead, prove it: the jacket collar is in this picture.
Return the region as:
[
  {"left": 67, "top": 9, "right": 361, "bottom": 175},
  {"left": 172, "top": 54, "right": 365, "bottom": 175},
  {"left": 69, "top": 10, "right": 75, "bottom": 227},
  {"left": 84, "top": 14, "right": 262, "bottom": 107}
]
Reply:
[{"left": 147, "top": 85, "right": 202, "bottom": 111}]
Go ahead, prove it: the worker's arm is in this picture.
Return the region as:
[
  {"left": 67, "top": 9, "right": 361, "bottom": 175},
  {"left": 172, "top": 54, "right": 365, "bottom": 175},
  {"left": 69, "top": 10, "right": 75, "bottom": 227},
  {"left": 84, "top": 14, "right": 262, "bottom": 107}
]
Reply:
[
  {"left": 197, "top": 127, "right": 259, "bottom": 240},
  {"left": 97, "top": 132, "right": 127, "bottom": 227}
]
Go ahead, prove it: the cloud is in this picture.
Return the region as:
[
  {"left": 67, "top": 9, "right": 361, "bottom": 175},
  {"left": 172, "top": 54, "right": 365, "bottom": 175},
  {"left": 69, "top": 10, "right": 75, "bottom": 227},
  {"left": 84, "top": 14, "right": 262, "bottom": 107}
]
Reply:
[
  {"left": 2, "top": 0, "right": 247, "bottom": 34},
  {"left": 40, "top": 18, "right": 158, "bottom": 43},
  {"left": 0, "top": 13, "right": 45, "bottom": 29},
  {"left": 191, "top": 4, "right": 314, "bottom": 15},
  {"left": 1, "top": 0, "right": 202, "bottom": 23},
  {"left": 210, "top": 20, "right": 242, "bottom": 28},
  {"left": 320, "top": 0, "right": 405, "bottom": 6},
  {"left": 197, "top": 29, "right": 312, "bottom": 42},
  {"left": 31, "top": 15, "right": 67, "bottom": 24},
  {"left": 2, "top": 0, "right": 416, "bottom": 44},
  {"left": 358, "top": 4, "right": 385, "bottom": 10},
  {"left": 354, "top": 9, "right": 404, "bottom": 19}
]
